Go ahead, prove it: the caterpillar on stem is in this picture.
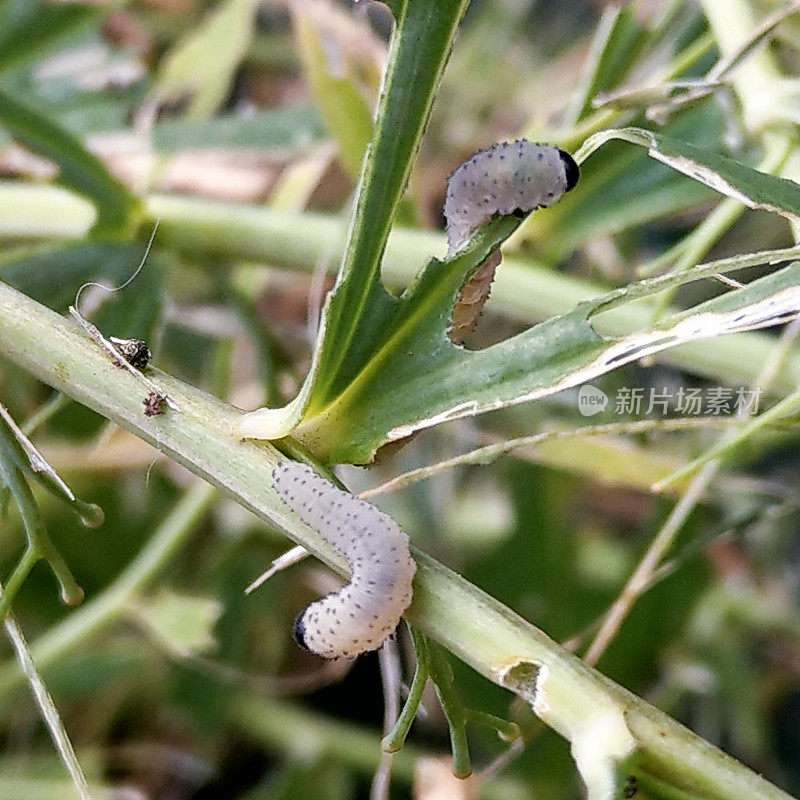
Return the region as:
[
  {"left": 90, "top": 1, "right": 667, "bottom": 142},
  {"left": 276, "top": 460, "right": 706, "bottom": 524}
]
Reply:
[{"left": 271, "top": 461, "right": 417, "bottom": 659}]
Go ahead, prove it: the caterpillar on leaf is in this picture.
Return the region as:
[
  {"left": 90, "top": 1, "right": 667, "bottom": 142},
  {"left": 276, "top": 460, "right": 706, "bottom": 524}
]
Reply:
[{"left": 444, "top": 140, "right": 579, "bottom": 343}]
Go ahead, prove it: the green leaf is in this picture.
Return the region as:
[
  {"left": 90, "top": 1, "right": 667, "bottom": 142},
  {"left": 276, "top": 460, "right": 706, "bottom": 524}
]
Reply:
[
  {"left": 128, "top": 589, "right": 222, "bottom": 658},
  {"left": 145, "top": 0, "right": 259, "bottom": 122},
  {"left": 577, "top": 126, "right": 800, "bottom": 222},
  {"left": 0, "top": 90, "right": 141, "bottom": 238},
  {"left": 311, "top": 0, "right": 470, "bottom": 396},
  {"left": 380, "top": 0, "right": 405, "bottom": 17},
  {"left": 237, "top": 0, "right": 470, "bottom": 447},
  {"left": 292, "top": 4, "right": 379, "bottom": 179},
  {"left": 244, "top": 217, "right": 800, "bottom": 463},
  {"left": 0, "top": 0, "right": 101, "bottom": 76}
]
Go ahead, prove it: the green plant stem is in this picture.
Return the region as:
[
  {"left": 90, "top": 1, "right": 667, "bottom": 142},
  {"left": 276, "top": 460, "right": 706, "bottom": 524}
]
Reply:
[
  {"left": 0, "top": 431, "right": 83, "bottom": 613},
  {"left": 2, "top": 600, "right": 93, "bottom": 800},
  {"left": 0, "top": 282, "right": 795, "bottom": 800},
  {"left": 22, "top": 392, "right": 70, "bottom": 436},
  {"left": 466, "top": 710, "right": 521, "bottom": 744},
  {"left": 359, "top": 416, "right": 743, "bottom": 500},
  {"left": 382, "top": 625, "right": 429, "bottom": 753},
  {"left": 699, "top": 0, "right": 783, "bottom": 133},
  {"left": 0, "top": 401, "right": 104, "bottom": 528},
  {"left": 655, "top": 385, "right": 800, "bottom": 491},
  {"left": 1, "top": 181, "right": 798, "bottom": 398},
  {"left": 0, "top": 481, "right": 216, "bottom": 699},
  {"left": 426, "top": 640, "right": 472, "bottom": 779},
  {"left": 553, "top": 30, "right": 716, "bottom": 150},
  {"left": 0, "top": 547, "right": 37, "bottom": 619}
]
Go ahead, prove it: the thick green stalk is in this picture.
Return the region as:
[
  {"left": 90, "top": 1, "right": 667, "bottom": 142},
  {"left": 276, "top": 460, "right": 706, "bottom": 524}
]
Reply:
[
  {"left": 1, "top": 183, "right": 798, "bottom": 397},
  {"left": 0, "top": 281, "right": 794, "bottom": 800}
]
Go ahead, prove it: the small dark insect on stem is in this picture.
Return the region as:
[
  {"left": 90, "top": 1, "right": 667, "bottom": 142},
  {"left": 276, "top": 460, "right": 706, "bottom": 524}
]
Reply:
[
  {"left": 108, "top": 336, "right": 151, "bottom": 370},
  {"left": 143, "top": 392, "right": 168, "bottom": 417},
  {"left": 67, "top": 306, "right": 178, "bottom": 412}
]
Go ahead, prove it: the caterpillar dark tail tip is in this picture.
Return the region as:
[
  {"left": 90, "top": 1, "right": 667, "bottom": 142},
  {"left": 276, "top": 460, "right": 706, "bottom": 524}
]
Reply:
[
  {"left": 292, "top": 612, "right": 310, "bottom": 651},
  {"left": 558, "top": 149, "right": 580, "bottom": 191}
]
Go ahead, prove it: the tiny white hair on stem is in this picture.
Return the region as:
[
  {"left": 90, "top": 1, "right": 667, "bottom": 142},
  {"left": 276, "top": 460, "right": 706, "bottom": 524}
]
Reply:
[
  {"left": 73, "top": 220, "right": 160, "bottom": 314},
  {"left": 245, "top": 545, "right": 309, "bottom": 595}
]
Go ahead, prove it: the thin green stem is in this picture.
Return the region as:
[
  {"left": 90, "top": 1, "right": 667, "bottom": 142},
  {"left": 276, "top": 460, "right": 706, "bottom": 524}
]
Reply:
[
  {"left": 2, "top": 602, "right": 93, "bottom": 800},
  {"left": 22, "top": 392, "right": 70, "bottom": 436},
  {"left": 699, "top": 0, "right": 783, "bottom": 131},
  {"left": 0, "top": 547, "right": 37, "bottom": 620},
  {"left": 655, "top": 386, "right": 800, "bottom": 491},
  {"left": 584, "top": 460, "right": 718, "bottom": 666},
  {"left": 0, "top": 481, "right": 216, "bottom": 699},
  {"left": 0, "top": 431, "right": 83, "bottom": 612},
  {"left": 427, "top": 640, "right": 472, "bottom": 779},
  {"left": 36, "top": 534, "right": 84, "bottom": 607},
  {"left": 465, "top": 710, "right": 521, "bottom": 744},
  {"left": 586, "top": 319, "right": 800, "bottom": 667},
  {"left": 0, "top": 400, "right": 103, "bottom": 528},
  {"left": 551, "top": 31, "right": 716, "bottom": 150},
  {"left": 359, "top": 416, "right": 742, "bottom": 500},
  {"left": 382, "top": 625, "right": 430, "bottom": 753}
]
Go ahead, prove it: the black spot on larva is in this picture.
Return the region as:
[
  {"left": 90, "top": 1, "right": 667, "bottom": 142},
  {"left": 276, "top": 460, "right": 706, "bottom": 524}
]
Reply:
[{"left": 558, "top": 149, "right": 580, "bottom": 191}]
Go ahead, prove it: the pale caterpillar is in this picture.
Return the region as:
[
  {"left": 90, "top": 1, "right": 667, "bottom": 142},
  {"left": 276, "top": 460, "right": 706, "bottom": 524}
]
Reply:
[
  {"left": 444, "top": 140, "right": 579, "bottom": 343},
  {"left": 272, "top": 461, "right": 417, "bottom": 659}
]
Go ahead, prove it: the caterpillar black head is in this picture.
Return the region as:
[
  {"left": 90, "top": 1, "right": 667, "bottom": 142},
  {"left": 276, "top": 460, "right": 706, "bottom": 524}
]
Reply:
[
  {"left": 558, "top": 149, "right": 580, "bottom": 192},
  {"left": 444, "top": 140, "right": 580, "bottom": 257},
  {"left": 292, "top": 612, "right": 310, "bottom": 651}
]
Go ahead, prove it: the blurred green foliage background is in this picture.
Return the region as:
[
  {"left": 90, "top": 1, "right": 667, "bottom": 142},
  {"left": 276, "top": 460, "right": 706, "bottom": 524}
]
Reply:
[{"left": 1, "top": 1, "right": 800, "bottom": 798}]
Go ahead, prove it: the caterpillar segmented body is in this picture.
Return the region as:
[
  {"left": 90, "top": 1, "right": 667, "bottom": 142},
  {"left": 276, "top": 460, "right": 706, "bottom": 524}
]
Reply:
[
  {"left": 444, "top": 140, "right": 579, "bottom": 343},
  {"left": 272, "top": 461, "right": 417, "bottom": 659}
]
